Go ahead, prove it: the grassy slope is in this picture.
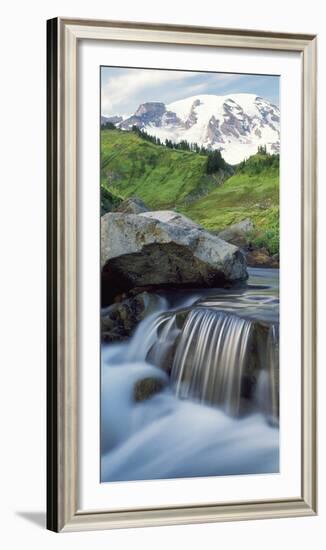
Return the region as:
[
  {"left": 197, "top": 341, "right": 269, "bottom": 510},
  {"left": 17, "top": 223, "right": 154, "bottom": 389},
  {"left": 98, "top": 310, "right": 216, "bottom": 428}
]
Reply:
[
  {"left": 179, "top": 153, "right": 279, "bottom": 234},
  {"left": 101, "top": 130, "right": 279, "bottom": 253},
  {"left": 101, "top": 129, "right": 228, "bottom": 209}
]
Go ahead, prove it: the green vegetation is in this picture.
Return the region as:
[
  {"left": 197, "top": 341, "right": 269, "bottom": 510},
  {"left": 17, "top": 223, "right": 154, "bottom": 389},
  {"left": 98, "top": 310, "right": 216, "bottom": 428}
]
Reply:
[
  {"left": 101, "top": 121, "right": 116, "bottom": 130},
  {"left": 101, "top": 186, "right": 122, "bottom": 215},
  {"left": 131, "top": 126, "right": 228, "bottom": 173},
  {"left": 100, "top": 128, "right": 279, "bottom": 254},
  {"left": 129, "top": 126, "right": 227, "bottom": 171},
  {"left": 247, "top": 207, "right": 279, "bottom": 255},
  {"left": 101, "top": 128, "right": 232, "bottom": 209},
  {"left": 180, "top": 152, "right": 279, "bottom": 252},
  {"left": 206, "top": 149, "right": 228, "bottom": 174}
]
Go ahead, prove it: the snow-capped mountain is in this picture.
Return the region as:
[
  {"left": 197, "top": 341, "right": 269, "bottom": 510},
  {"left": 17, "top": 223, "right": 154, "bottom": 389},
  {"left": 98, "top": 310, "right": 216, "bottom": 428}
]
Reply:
[{"left": 106, "top": 93, "right": 280, "bottom": 165}]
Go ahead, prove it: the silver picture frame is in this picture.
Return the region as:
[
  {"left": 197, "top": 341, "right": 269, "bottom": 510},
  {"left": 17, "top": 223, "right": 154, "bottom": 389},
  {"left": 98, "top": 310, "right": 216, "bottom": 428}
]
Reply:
[{"left": 47, "top": 17, "right": 317, "bottom": 532}]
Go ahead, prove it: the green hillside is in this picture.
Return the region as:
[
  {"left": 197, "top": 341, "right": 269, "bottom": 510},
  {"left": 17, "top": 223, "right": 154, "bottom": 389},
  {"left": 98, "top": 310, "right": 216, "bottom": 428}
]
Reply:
[
  {"left": 100, "top": 129, "right": 279, "bottom": 254},
  {"left": 180, "top": 153, "right": 279, "bottom": 253},
  {"left": 101, "top": 129, "right": 231, "bottom": 208},
  {"left": 180, "top": 153, "right": 279, "bottom": 230}
]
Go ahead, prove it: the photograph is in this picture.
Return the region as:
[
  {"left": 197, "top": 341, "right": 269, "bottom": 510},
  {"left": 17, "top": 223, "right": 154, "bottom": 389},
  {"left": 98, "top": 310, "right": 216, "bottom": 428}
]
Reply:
[
  {"left": 100, "top": 66, "right": 280, "bottom": 483},
  {"left": 45, "top": 15, "right": 317, "bottom": 532}
]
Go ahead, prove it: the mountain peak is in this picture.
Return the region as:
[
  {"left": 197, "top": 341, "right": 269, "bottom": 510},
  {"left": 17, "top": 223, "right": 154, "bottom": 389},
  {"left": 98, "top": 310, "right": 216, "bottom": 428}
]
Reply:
[
  {"left": 112, "top": 93, "right": 279, "bottom": 164},
  {"left": 135, "top": 102, "right": 166, "bottom": 117}
]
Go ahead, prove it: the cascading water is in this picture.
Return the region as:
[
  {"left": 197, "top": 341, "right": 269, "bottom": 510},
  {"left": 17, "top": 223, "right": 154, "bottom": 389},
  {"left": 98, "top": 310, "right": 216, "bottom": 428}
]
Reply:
[
  {"left": 256, "top": 323, "right": 279, "bottom": 424},
  {"left": 144, "top": 307, "right": 278, "bottom": 419},
  {"left": 170, "top": 308, "right": 253, "bottom": 415},
  {"left": 101, "top": 268, "right": 280, "bottom": 482}
]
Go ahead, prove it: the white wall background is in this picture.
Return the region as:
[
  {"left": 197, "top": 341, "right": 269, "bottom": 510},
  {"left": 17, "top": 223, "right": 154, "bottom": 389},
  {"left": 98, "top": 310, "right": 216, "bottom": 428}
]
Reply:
[{"left": 0, "top": 0, "right": 324, "bottom": 547}]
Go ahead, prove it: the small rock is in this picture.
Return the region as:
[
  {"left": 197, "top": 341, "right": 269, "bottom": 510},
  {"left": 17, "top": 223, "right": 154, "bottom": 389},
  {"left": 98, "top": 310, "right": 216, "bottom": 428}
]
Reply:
[
  {"left": 218, "top": 218, "right": 254, "bottom": 248},
  {"left": 246, "top": 248, "right": 279, "bottom": 268},
  {"left": 134, "top": 377, "right": 166, "bottom": 402},
  {"left": 114, "top": 197, "right": 149, "bottom": 215}
]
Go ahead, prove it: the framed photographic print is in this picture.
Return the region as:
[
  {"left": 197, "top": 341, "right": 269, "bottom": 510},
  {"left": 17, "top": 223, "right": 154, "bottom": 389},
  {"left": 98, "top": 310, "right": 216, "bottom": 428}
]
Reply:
[{"left": 47, "top": 17, "right": 317, "bottom": 532}]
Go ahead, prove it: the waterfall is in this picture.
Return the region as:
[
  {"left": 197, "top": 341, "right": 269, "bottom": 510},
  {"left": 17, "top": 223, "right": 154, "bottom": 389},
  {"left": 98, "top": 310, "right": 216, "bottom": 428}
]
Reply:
[
  {"left": 256, "top": 323, "right": 279, "bottom": 423},
  {"left": 146, "top": 313, "right": 180, "bottom": 368},
  {"left": 125, "top": 296, "right": 169, "bottom": 361},
  {"left": 134, "top": 304, "right": 279, "bottom": 419},
  {"left": 100, "top": 304, "right": 280, "bottom": 482},
  {"left": 170, "top": 308, "right": 253, "bottom": 415},
  {"left": 101, "top": 270, "right": 280, "bottom": 482}
]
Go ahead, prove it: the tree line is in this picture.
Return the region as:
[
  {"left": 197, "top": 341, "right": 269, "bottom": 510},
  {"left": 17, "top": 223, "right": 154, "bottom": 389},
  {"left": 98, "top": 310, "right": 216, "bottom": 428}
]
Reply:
[
  {"left": 101, "top": 122, "right": 277, "bottom": 175},
  {"left": 101, "top": 121, "right": 117, "bottom": 130},
  {"left": 130, "top": 126, "right": 228, "bottom": 173},
  {"left": 237, "top": 146, "right": 280, "bottom": 174}
]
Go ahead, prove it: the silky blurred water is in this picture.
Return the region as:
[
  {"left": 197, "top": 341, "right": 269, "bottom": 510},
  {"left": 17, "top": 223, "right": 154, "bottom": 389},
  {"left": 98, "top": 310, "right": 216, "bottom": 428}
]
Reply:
[{"left": 101, "top": 268, "right": 279, "bottom": 482}]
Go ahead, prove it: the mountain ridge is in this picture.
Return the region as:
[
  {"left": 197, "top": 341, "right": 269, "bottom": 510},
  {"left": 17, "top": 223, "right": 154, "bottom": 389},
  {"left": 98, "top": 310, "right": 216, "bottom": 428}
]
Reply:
[{"left": 102, "top": 93, "right": 280, "bottom": 165}]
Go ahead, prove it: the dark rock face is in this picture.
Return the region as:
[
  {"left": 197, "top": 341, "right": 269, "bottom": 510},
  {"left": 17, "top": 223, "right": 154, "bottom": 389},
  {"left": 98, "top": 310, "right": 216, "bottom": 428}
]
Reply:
[
  {"left": 120, "top": 102, "right": 170, "bottom": 130},
  {"left": 135, "top": 102, "right": 166, "bottom": 118},
  {"left": 101, "top": 211, "right": 248, "bottom": 303},
  {"left": 101, "top": 292, "right": 160, "bottom": 342},
  {"left": 206, "top": 116, "right": 224, "bottom": 145},
  {"left": 228, "top": 317, "right": 279, "bottom": 420},
  {"left": 162, "top": 110, "right": 182, "bottom": 127},
  {"left": 119, "top": 101, "right": 187, "bottom": 132},
  {"left": 250, "top": 320, "right": 279, "bottom": 421},
  {"left": 221, "top": 100, "right": 251, "bottom": 139},
  {"left": 184, "top": 99, "right": 200, "bottom": 129},
  {"left": 105, "top": 242, "right": 234, "bottom": 288}
]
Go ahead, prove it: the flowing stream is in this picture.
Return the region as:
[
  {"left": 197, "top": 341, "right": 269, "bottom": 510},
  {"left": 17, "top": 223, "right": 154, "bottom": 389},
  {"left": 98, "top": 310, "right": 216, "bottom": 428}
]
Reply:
[
  {"left": 171, "top": 309, "right": 253, "bottom": 415},
  {"left": 101, "top": 268, "right": 280, "bottom": 482}
]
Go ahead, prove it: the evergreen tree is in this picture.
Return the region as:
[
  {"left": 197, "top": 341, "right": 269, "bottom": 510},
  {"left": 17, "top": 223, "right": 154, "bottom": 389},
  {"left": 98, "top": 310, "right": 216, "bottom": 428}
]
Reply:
[
  {"left": 101, "top": 121, "right": 116, "bottom": 130},
  {"left": 257, "top": 144, "right": 267, "bottom": 155},
  {"left": 206, "top": 149, "right": 227, "bottom": 174}
]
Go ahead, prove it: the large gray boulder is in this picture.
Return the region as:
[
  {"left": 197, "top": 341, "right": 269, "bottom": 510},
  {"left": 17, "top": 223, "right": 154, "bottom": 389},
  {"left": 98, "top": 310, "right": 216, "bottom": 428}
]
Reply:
[
  {"left": 101, "top": 210, "right": 247, "bottom": 300},
  {"left": 139, "top": 210, "right": 201, "bottom": 230}
]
